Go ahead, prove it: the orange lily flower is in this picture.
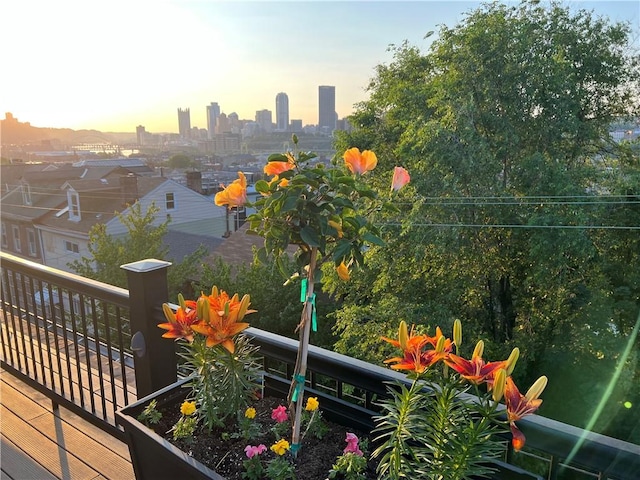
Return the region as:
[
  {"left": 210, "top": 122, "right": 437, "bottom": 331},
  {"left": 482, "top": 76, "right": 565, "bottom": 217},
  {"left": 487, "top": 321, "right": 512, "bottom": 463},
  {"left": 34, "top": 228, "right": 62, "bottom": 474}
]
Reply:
[
  {"left": 382, "top": 324, "right": 451, "bottom": 373},
  {"left": 264, "top": 153, "right": 295, "bottom": 176},
  {"left": 445, "top": 346, "right": 508, "bottom": 385},
  {"left": 504, "top": 376, "right": 547, "bottom": 451},
  {"left": 343, "top": 147, "right": 377, "bottom": 175},
  {"left": 215, "top": 171, "right": 247, "bottom": 207},
  {"left": 191, "top": 288, "right": 255, "bottom": 353},
  {"left": 158, "top": 300, "right": 198, "bottom": 342},
  {"left": 391, "top": 166, "right": 410, "bottom": 191}
]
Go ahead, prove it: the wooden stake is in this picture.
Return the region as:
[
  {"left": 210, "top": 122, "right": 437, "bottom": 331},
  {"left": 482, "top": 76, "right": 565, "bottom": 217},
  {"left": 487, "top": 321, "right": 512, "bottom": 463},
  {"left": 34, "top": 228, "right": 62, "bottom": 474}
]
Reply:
[{"left": 288, "top": 247, "right": 318, "bottom": 453}]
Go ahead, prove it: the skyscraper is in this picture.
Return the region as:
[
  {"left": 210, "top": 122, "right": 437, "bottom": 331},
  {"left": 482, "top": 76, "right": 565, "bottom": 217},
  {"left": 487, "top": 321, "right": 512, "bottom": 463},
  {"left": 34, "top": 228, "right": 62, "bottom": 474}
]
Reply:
[
  {"left": 255, "top": 109, "right": 273, "bottom": 133},
  {"left": 177, "top": 108, "right": 191, "bottom": 138},
  {"left": 275, "top": 92, "right": 289, "bottom": 132},
  {"left": 206, "top": 102, "right": 221, "bottom": 139},
  {"left": 318, "top": 86, "right": 336, "bottom": 131}
]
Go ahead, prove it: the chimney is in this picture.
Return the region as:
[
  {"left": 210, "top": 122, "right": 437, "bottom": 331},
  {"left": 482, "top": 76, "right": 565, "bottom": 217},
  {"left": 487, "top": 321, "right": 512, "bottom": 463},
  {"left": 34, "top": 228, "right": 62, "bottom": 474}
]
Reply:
[
  {"left": 120, "top": 173, "right": 138, "bottom": 205},
  {"left": 186, "top": 170, "right": 202, "bottom": 194}
]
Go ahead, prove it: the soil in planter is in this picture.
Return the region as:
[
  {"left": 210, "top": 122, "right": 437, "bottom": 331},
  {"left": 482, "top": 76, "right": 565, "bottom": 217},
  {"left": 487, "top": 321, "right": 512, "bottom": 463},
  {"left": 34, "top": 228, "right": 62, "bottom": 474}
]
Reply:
[{"left": 151, "top": 396, "right": 379, "bottom": 480}]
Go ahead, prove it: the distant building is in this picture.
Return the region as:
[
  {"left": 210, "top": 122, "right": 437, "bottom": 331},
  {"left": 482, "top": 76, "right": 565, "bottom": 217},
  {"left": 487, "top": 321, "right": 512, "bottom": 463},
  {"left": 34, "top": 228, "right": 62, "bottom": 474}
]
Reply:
[
  {"left": 275, "top": 92, "right": 289, "bottom": 132},
  {"left": 216, "top": 113, "right": 230, "bottom": 134},
  {"left": 255, "top": 109, "right": 273, "bottom": 133},
  {"left": 206, "top": 102, "right": 221, "bottom": 139},
  {"left": 136, "top": 125, "right": 147, "bottom": 146},
  {"left": 177, "top": 108, "right": 191, "bottom": 138},
  {"left": 290, "top": 119, "right": 303, "bottom": 133},
  {"left": 318, "top": 85, "right": 336, "bottom": 131},
  {"left": 227, "top": 112, "right": 241, "bottom": 134}
]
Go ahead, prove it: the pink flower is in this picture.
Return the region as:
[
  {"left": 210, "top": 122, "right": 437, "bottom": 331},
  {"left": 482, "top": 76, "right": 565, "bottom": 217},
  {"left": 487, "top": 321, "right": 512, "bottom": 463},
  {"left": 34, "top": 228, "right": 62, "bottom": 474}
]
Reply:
[
  {"left": 244, "top": 444, "right": 267, "bottom": 459},
  {"left": 344, "top": 432, "right": 363, "bottom": 456},
  {"left": 391, "top": 166, "right": 410, "bottom": 191},
  {"left": 271, "top": 405, "right": 288, "bottom": 423}
]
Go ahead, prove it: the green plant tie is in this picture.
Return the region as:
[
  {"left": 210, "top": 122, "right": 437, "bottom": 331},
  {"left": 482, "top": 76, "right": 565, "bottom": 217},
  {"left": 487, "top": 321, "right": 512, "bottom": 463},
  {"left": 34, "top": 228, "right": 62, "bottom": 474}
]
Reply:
[
  {"left": 300, "top": 278, "right": 307, "bottom": 302},
  {"left": 308, "top": 293, "right": 317, "bottom": 332},
  {"left": 291, "top": 374, "right": 305, "bottom": 402},
  {"left": 290, "top": 442, "right": 301, "bottom": 454}
]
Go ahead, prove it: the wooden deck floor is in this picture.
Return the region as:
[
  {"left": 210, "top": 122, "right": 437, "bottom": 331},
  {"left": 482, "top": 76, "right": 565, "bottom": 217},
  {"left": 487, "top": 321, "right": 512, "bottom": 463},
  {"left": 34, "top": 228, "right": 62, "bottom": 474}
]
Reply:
[{"left": 0, "top": 371, "right": 134, "bottom": 480}]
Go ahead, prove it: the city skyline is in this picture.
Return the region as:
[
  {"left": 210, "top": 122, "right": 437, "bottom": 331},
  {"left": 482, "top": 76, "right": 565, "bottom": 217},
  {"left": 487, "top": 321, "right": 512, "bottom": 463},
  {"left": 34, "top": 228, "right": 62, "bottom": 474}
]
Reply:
[{"left": 2, "top": 1, "right": 638, "bottom": 134}]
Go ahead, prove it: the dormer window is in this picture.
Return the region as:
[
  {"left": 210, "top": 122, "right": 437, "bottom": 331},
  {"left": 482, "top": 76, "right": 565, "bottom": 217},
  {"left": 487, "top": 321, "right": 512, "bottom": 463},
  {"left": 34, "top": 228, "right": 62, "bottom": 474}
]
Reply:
[
  {"left": 68, "top": 190, "right": 81, "bottom": 221},
  {"left": 21, "top": 184, "right": 32, "bottom": 205}
]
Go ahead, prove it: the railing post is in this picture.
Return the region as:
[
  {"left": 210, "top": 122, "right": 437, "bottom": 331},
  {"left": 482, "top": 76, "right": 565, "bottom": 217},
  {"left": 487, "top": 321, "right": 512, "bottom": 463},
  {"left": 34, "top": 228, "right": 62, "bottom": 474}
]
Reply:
[{"left": 121, "top": 259, "right": 176, "bottom": 398}]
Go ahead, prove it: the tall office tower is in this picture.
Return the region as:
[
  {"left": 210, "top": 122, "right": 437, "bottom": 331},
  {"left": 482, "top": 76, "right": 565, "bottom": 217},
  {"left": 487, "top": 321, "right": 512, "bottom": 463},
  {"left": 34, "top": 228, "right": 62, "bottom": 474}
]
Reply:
[
  {"left": 177, "top": 108, "right": 191, "bottom": 138},
  {"left": 318, "top": 85, "right": 336, "bottom": 131},
  {"left": 136, "top": 125, "right": 146, "bottom": 146},
  {"left": 255, "top": 109, "right": 273, "bottom": 133},
  {"left": 275, "top": 92, "right": 289, "bottom": 132},
  {"left": 206, "top": 102, "right": 221, "bottom": 139}
]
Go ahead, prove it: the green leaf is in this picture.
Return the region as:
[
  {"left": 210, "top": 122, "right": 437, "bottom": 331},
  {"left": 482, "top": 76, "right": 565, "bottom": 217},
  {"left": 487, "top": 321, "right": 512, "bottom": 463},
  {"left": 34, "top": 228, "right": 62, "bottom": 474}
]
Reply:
[
  {"left": 267, "top": 153, "right": 289, "bottom": 162},
  {"left": 281, "top": 194, "right": 299, "bottom": 213},
  {"left": 256, "top": 247, "right": 269, "bottom": 265},
  {"left": 299, "top": 226, "right": 321, "bottom": 247},
  {"left": 254, "top": 180, "right": 270, "bottom": 194},
  {"left": 333, "top": 239, "right": 352, "bottom": 263},
  {"left": 363, "top": 232, "right": 385, "bottom": 246}
]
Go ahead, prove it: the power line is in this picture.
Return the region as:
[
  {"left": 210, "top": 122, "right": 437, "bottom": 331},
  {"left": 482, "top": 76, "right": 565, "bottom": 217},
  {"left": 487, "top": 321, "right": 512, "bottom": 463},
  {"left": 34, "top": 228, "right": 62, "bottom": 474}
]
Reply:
[{"left": 379, "top": 222, "right": 640, "bottom": 230}]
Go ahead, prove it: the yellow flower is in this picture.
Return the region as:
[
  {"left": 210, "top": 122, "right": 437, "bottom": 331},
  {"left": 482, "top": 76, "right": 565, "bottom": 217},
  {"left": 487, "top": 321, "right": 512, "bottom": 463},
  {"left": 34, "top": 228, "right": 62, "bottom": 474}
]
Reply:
[
  {"left": 270, "top": 439, "right": 290, "bottom": 456},
  {"left": 305, "top": 397, "right": 319, "bottom": 411},
  {"left": 245, "top": 407, "right": 256, "bottom": 419},
  {"left": 336, "top": 261, "right": 350, "bottom": 281},
  {"left": 180, "top": 401, "right": 196, "bottom": 416}
]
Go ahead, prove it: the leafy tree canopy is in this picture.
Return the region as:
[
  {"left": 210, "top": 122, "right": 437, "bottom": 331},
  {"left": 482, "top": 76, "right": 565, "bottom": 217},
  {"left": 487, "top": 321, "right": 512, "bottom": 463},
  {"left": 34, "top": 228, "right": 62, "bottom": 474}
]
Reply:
[{"left": 331, "top": 0, "right": 640, "bottom": 442}]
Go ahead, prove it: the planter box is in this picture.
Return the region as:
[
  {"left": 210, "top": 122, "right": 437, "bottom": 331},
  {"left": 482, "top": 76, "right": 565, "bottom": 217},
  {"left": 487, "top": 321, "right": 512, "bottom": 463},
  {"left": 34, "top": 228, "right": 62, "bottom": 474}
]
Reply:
[
  {"left": 117, "top": 377, "right": 221, "bottom": 480},
  {"left": 117, "top": 377, "right": 543, "bottom": 480}
]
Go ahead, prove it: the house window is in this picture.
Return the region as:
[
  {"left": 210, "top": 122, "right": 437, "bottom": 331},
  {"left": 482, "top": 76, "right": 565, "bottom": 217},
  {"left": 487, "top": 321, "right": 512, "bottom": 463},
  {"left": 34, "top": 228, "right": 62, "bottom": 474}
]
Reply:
[
  {"left": 21, "top": 184, "right": 32, "bottom": 205},
  {"left": 1, "top": 223, "right": 7, "bottom": 248},
  {"left": 68, "top": 190, "right": 81, "bottom": 221},
  {"left": 27, "top": 229, "right": 37, "bottom": 256},
  {"left": 65, "top": 241, "right": 80, "bottom": 254},
  {"left": 165, "top": 192, "right": 176, "bottom": 210},
  {"left": 12, "top": 226, "right": 21, "bottom": 252}
]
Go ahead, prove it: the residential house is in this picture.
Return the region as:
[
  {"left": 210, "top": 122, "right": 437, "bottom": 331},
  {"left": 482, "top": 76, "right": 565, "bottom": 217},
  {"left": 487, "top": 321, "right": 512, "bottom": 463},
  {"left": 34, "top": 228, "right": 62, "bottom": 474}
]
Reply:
[
  {"left": 36, "top": 174, "right": 228, "bottom": 272},
  {"left": 1, "top": 163, "right": 230, "bottom": 273}
]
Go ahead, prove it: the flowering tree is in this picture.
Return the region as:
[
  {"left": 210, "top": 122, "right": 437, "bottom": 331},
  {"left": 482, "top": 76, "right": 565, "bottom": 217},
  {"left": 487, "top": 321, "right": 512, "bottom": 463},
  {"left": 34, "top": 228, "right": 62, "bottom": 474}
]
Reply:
[{"left": 215, "top": 136, "right": 410, "bottom": 452}]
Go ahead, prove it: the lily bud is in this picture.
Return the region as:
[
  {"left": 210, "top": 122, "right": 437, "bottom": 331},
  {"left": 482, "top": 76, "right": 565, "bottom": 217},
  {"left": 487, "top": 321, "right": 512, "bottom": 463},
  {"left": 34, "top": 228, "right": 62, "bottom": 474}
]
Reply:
[
  {"left": 435, "top": 335, "right": 446, "bottom": 353},
  {"left": 472, "top": 340, "right": 485, "bottom": 359},
  {"left": 197, "top": 297, "right": 210, "bottom": 322},
  {"left": 238, "top": 294, "right": 251, "bottom": 319},
  {"left": 398, "top": 321, "right": 408, "bottom": 351},
  {"left": 506, "top": 347, "right": 520, "bottom": 375},
  {"left": 211, "top": 285, "right": 219, "bottom": 298},
  {"left": 453, "top": 319, "right": 462, "bottom": 349},
  {"left": 492, "top": 369, "right": 507, "bottom": 402},
  {"left": 162, "top": 303, "right": 176, "bottom": 322},
  {"left": 525, "top": 375, "right": 548, "bottom": 402},
  {"left": 179, "top": 294, "right": 188, "bottom": 312}
]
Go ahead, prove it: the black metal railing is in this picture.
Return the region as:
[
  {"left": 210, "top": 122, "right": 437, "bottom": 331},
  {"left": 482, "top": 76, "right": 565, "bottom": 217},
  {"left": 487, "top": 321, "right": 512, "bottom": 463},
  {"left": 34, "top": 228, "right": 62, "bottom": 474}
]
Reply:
[
  {"left": 1, "top": 252, "right": 134, "bottom": 440},
  {"left": 1, "top": 251, "right": 639, "bottom": 479}
]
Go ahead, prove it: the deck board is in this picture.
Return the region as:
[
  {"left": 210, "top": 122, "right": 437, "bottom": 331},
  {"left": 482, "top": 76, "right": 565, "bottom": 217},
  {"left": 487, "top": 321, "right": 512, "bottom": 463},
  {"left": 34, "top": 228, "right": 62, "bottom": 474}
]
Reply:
[{"left": 0, "top": 373, "right": 134, "bottom": 480}]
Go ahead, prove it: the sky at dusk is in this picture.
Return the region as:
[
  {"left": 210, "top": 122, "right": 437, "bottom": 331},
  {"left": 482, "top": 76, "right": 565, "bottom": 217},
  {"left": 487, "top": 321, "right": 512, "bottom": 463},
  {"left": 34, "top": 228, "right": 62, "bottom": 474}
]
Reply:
[{"left": 2, "top": 0, "right": 638, "bottom": 134}]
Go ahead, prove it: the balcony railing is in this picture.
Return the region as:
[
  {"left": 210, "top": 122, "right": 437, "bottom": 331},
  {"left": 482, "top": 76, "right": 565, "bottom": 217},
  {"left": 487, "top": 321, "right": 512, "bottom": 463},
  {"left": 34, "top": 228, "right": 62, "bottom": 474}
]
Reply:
[{"left": 1, "top": 251, "right": 638, "bottom": 479}]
